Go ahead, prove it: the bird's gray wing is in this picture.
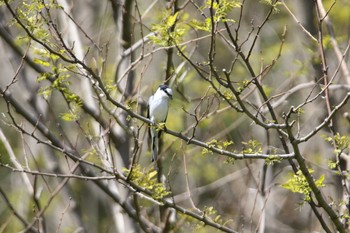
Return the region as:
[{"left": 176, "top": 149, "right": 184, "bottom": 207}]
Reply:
[{"left": 147, "top": 95, "right": 153, "bottom": 142}]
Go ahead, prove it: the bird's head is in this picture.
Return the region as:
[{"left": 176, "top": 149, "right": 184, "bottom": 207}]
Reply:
[{"left": 158, "top": 84, "right": 173, "bottom": 100}]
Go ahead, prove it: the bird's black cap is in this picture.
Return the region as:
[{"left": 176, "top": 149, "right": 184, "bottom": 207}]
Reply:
[{"left": 159, "top": 84, "right": 172, "bottom": 98}]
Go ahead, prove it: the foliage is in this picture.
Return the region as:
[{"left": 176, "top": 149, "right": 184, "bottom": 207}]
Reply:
[
  {"left": 282, "top": 169, "right": 325, "bottom": 202},
  {"left": 123, "top": 165, "right": 170, "bottom": 200},
  {"left": 190, "top": 0, "right": 240, "bottom": 32},
  {"left": 202, "top": 139, "right": 234, "bottom": 155},
  {"left": 1, "top": 0, "right": 350, "bottom": 232},
  {"left": 265, "top": 154, "right": 282, "bottom": 165},
  {"left": 260, "top": 0, "right": 282, "bottom": 14},
  {"left": 324, "top": 133, "right": 350, "bottom": 155},
  {"left": 149, "top": 10, "right": 189, "bottom": 46},
  {"left": 242, "top": 139, "right": 262, "bottom": 154}
]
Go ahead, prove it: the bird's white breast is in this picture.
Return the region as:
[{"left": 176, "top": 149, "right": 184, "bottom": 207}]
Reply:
[{"left": 149, "top": 94, "right": 169, "bottom": 123}]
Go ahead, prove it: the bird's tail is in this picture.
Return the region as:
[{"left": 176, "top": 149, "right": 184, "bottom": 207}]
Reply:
[{"left": 151, "top": 136, "right": 158, "bottom": 162}]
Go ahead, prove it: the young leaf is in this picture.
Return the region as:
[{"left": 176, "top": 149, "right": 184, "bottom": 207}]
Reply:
[{"left": 167, "top": 12, "right": 179, "bottom": 27}]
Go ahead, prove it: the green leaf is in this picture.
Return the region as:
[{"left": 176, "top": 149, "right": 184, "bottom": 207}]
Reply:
[
  {"left": 265, "top": 155, "right": 282, "bottom": 165},
  {"left": 207, "top": 139, "right": 218, "bottom": 148},
  {"left": 223, "top": 140, "right": 233, "bottom": 148},
  {"left": 150, "top": 9, "right": 189, "bottom": 46},
  {"left": 224, "top": 157, "right": 235, "bottom": 164},
  {"left": 190, "top": 19, "right": 211, "bottom": 32},
  {"left": 260, "top": 0, "right": 281, "bottom": 14},
  {"left": 166, "top": 12, "right": 179, "bottom": 27},
  {"left": 281, "top": 169, "right": 325, "bottom": 202},
  {"left": 37, "top": 72, "right": 52, "bottom": 82},
  {"left": 123, "top": 165, "right": 170, "bottom": 200},
  {"left": 324, "top": 133, "right": 350, "bottom": 155},
  {"left": 223, "top": 90, "right": 234, "bottom": 100},
  {"left": 327, "top": 159, "right": 338, "bottom": 169},
  {"left": 38, "top": 86, "right": 52, "bottom": 99},
  {"left": 33, "top": 58, "right": 50, "bottom": 67},
  {"left": 202, "top": 147, "right": 212, "bottom": 155},
  {"left": 315, "top": 174, "right": 325, "bottom": 188},
  {"left": 148, "top": 170, "right": 158, "bottom": 179},
  {"left": 242, "top": 139, "right": 262, "bottom": 154},
  {"left": 60, "top": 112, "right": 79, "bottom": 121}
]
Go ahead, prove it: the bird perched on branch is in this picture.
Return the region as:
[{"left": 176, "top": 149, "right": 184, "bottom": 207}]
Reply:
[{"left": 148, "top": 84, "right": 173, "bottom": 162}]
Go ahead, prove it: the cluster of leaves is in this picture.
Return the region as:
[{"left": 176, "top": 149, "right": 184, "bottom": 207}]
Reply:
[
  {"left": 242, "top": 139, "right": 262, "bottom": 154},
  {"left": 15, "top": 1, "right": 48, "bottom": 40},
  {"left": 339, "top": 205, "right": 350, "bottom": 221},
  {"left": 265, "top": 154, "right": 282, "bottom": 165},
  {"left": 324, "top": 133, "right": 350, "bottom": 155},
  {"left": 194, "top": 206, "right": 226, "bottom": 230},
  {"left": 236, "top": 80, "right": 251, "bottom": 93},
  {"left": 203, "top": 206, "right": 223, "bottom": 223},
  {"left": 260, "top": 0, "right": 282, "bottom": 14},
  {"left": 282, "top": 169, "right": 325, "bottom": 202},
  {"left": 222, "top": 89, "right": 235, "bottom": 100},
  {"left": 123, "top": 165, "right": 170, "bottom": 200},
  {"left": 149, "top": 10, "right": 189, "bottom": 46},
  {"left": 152, "top": 122, "right": 166, "bottom": 132},
  {"left": 11, "top": 0, "right": 81, "bottom": 122},
  {"left": 190, "top": 0, "right": 241, "bottom": 32},
  {"left": 13, "top": 0, "right": 62, "bottom": 44},
  {"left": 150, "top": 0, "right": 241, "bottom": 46},
  {"left": 32, "top": 46, "right": 83, "bottom": 122},
  {"left": 324, "top": 133, "right": 350, "bottom": 182},
  {"left": 202, "top": 139, "right": 234, "bottom": 155},
  {"left": 104, "top": 78, "right": 118, "bottom": 94}
]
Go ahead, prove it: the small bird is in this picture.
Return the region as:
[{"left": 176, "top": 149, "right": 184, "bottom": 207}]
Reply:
[{"left": 148, "top": 84, "right": 173, "bottom": 162}]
